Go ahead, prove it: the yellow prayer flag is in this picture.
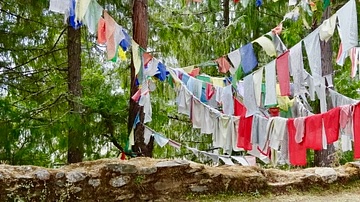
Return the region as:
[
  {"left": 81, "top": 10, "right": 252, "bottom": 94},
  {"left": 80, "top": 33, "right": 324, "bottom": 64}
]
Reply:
[
  {"left": 118, "top": 47, "right": 127, "bottom": 61},
  {"left": 132, "top": 40, "right": 141, "bottom": 75}
]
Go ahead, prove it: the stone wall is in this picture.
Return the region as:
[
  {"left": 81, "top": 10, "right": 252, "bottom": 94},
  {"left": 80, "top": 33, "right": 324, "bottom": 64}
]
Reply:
[{"left": 1, "top": 158, "right": 360, "bottom": 201}]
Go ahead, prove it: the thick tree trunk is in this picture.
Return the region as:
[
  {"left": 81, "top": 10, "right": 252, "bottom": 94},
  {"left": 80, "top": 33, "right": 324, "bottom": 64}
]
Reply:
[
  {"left": 128, "top": 0, "right": 154, "bottom": 157},
  {"left": 314, "top": 7, "right": 336, "bottom": 167},
  {"left": 67, "top": 25, "right": 83, "bottom": 164}
]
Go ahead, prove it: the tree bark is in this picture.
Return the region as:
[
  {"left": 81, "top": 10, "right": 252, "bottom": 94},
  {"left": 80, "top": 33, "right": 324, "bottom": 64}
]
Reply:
[
  {"left": 67, "top": 25, "right": 83, "bottom": 164},
  {"left": 223, "top": 0, "right": 229, "bottom": 27},
  {"left": 128, "top": 0, "right": 154, "bottom": 157},
  {"left": 314, "top": 7, "right": 336, "bottom": 167}
]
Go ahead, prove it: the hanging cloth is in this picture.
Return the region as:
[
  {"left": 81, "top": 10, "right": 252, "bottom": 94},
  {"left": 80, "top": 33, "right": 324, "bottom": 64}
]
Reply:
[
  {"left": 83, "top": 0, "right": 103, "bottom": 34},
  {"left": 289, "top": 42, "right": 305, "bottom": 96},
  {"left": 132, "top": 40, "right": 142, "bottom": 76},
  {"left": 336, "top": 0, "right": 358, "bottom": 53},
  {"left": 253, "top": 36, "right": 277, "bottom": 57},
  {"left": 221, "top": 85, "right": 234, "bottom": 115},
  {"left": 350, "top": 47, "right": 360, "bottom": 78},
  {"left": 264, "top": 60, "right": 277, "bottom": 106},
  {"left": 287, "top": 119, "right": 307, "bottom": 166},
  {"left": 49, "top": 0, "right": 71, "bottom": 14},
  {"left": 240, "top": 43, "right": 258, "bottom": 74},
  {"left": 75, "top": 0, "right": 91, "bottom": 23},
  {"left": 104, "top": 11, "right": 117, "bottom": 60},
  {"left": 353, "top": 103, "right": 360, "bottom": 158},
  {"left": 97, "top": 17, "right": 106, "bottom": 44},
  {"left": 215, "top": 56, "right": 231, "bottom": 74},
  {"left": 319, "top": 13, "right": 337, "bottom": 42},
  {"left": 303, "top": 27, "right": 322, "bottom": 77},
  {"left": 243, "top": 74, "right": 258, "bottom": 117},
  {"left": 303, "top": 114, "right": 323, "bottom": 150},
  {"left": 143, "top": 52, "right": 153, "bottom": 67},
  {"left": 276, "top": 50, "right": 291, "bottom": 96},
  {"left": 323, "top": 107, "right": 340, "bottom": 144},
  {"left": 253, "top": 67, "right": 264, "bottom": 106},
  {"left": 237, "top": 115, "right": 253, "bottom": 151},
  {"left": 227, "top": 49, "right": 241, "bottom": 74},
  {"left": 206, "top": 83, "right": 215, "bottom": 100}
]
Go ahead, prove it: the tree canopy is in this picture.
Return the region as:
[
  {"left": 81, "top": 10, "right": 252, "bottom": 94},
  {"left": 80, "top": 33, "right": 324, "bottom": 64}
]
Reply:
[{"left": 0, "top": 0, "right": 359, "bottom": 167}]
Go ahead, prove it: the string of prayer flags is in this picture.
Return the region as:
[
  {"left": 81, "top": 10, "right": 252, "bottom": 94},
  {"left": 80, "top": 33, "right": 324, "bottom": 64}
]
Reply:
[
  {"left": 241, "top": 0, "right": 251, "bottom": 8},
  {"left": 143, "top": 52, "right": 153, "bottom": 67},
  {"left": 253, "top": 35, "right": 277, "bottom": 57},
  {"left": 182, "top": 66, "right": 195, "bottom": 73},
  {"left": 131, "top": 89, "right": 141, "bottom": 102},
  {"left": 97, "top": 17, "right": 106, "bottom": 44},
  {"left": 288, "top": 0, "right": 297, "bottom": 6},
  {"left": 168, "top": 139, "right": 181, "bottom": 149},
  {"left": 283, "top": 7, "right": 300, "bottom": 21},
  {"left": 353, "top": 104, "right": 360, "bottom": 159},
  {"left": 69, "top": 0, "right": 82, "bottom": 29},
  {"left": 350, "top": 47, "right": 360, "bottom": 78},
  {"left": 289, "top": 42, "right": 305, "bottom": 96},
  {"left": 120, "top": 29, "right": 131, "bottom": 51},
  {"left": 323, "top": 0, "right": 330, "bottom": 10},
  {"left": 83, "top": 0, "right": 103, "bottom": 34},
  {"left": 300, "top": 0, "right": 313, "bottom": 16},
  {"left": 276, "top": 50, "right": 291, "bottom": 96},
  {"left": 271, "top": 23, "right": 283, "bottom": 35},
  {"left": 227, "top": 49, "right": 241, "bottom": 74},
  {"left": 309, "top": 1, "right": 317, "bottom": 12},
  {"left": 49, "top": 0, "right": 71, "bottom": 14},
  {"left": 264, "top": 60, "right": 277, "bottom": 106},
  {"left": 132, "top": 40, "right": 142, "bottom": 76},
  {"left": 336, "top": 0, "right": 358, "bottom": 53},
  {"left": 75, "top": 0, "right": 91, "bottom": 23},
  {"left": 104, "top": 11, "right": 117, "bottom": 60},
  {"left": 319, "top": 13, "right": 337, "bottom": 42},
  {"left": 153, "top": 133, "right": 169, "bottom": 147},
  {"left": 240, "top": 43, "right": 258, "bottom": 74},
  {"left": 189, "top": 67, "right": 200, "bottom": 77},
  {"left": 336, "top": 43, "right": 348, "bottom": 66},
  {"left": 256, "top": 0, "right": 263, "bottom": 7},
  {"left": 118, "top": 47, "right": 127, "bottom": 61},
  {"left": 154, "top": 62, "right": 168, "bottom": 81},
  {"left": 145, "top": 58, "right": 160, "bottom": 77},
  {"left": 253, "top": 67, "right": 264, "bottom": 106},
  {"left": 215, "top": 56, "right": 231, "bottom": 74},
  {"left": 303, "top": 28, "right": 321, "bottom": 77}
]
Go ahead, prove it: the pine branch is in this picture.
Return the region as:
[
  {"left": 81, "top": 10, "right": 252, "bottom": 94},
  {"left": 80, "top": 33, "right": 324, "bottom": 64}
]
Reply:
[
  {"left": 51, "top": 27, "right": 67, "bottom": 51},
  {"left": 0, "top": 8, "right": 63, "bottom": 28},
  {"left": 11, "top": 48, "right": 66, "bottom": 69}
]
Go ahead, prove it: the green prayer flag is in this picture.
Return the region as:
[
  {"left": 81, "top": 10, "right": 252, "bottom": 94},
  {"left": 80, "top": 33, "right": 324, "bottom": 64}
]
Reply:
[{"left": 323, "top": 0, "right": 330, "bottom": 10}]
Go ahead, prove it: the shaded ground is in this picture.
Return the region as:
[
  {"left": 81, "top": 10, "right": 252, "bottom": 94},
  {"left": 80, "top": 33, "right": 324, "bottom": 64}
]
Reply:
[{"left": 191, "top": 179, "right": 360, "bottom": 202}]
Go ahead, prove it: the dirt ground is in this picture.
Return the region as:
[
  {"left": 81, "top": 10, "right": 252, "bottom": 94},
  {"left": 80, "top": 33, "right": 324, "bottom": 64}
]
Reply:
[{"left": 190, "top": 180, "right": 360, "bottom": 202}]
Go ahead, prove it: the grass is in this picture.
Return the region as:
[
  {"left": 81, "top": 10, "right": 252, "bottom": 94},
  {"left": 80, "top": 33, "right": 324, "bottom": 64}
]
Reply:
[{"left": 183, "top": 179, "right": 360, "bottom": 202}]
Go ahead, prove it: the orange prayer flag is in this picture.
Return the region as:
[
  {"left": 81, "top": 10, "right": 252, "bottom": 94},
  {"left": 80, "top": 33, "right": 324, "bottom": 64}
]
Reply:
[
  {"left": 97, "top": 17, "right": 106, "bottom": 44},
  {"left": 215, "top": 56, "right": 231, "bottom": 73},
  {"left": 143, "top": 52, "right": 153, "bottom": 67}
]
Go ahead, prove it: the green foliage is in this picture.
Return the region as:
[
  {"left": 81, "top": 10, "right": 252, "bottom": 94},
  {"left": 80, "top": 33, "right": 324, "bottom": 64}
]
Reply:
[{"left": 1, "top": 0, "right": 360, "bottom": 167}]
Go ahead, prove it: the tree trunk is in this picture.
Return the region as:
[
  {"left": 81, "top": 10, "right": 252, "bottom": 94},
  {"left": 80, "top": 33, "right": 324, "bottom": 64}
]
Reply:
[
  {"left": 128, "top": 0, "right": 154, "bottom": 157},
  {"left": 223, "top": 0, "right": 229, "bottom": 27},
  {"left": 67, "top": 25, "right": 83, "bottom": 164},
  {"left": 314, "top": 6, "right": 336, "bottom": 167}
]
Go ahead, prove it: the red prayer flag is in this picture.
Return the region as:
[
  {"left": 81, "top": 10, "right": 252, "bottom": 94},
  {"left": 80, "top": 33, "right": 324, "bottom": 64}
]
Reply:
[
  {"left": 215, "top": 56, "right": 231, "bottom": 74},
  {"left": 189, "top": 67, "right": 200, "bottom": 77},
  {"left": 143, "top": 52, "right": 153, "bottom": 67},
  {"left": 276, "top": 50, "right": 291, "bottom": 96}
]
